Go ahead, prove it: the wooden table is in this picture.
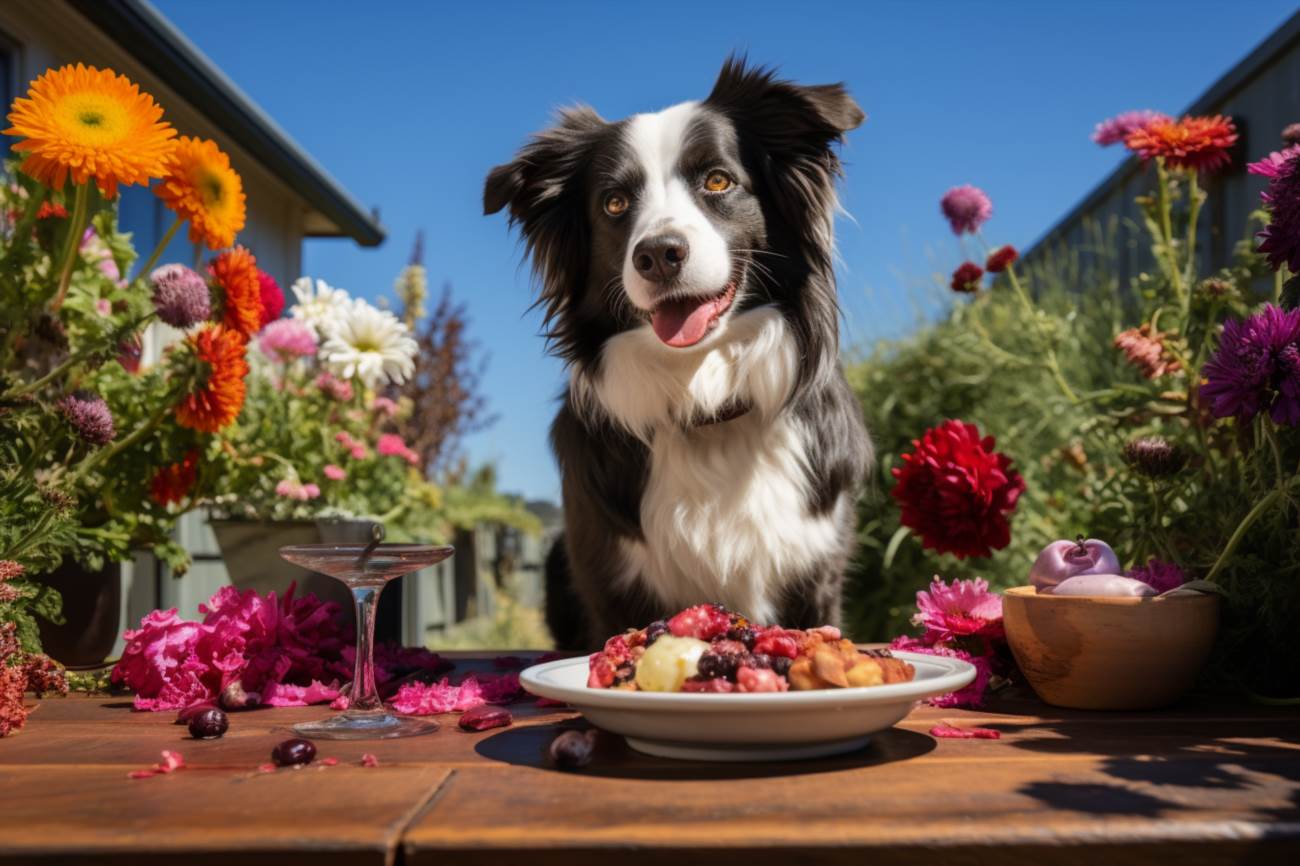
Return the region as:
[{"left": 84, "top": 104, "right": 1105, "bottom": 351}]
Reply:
[{"left": 2, "top": 654, "right": 1298, "bottom": 865}]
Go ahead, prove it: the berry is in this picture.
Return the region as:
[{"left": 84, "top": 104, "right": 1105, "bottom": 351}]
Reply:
[
  {"left": 175, "top": 703, "right": 218, "bottom": 725},
  {"left": 696, "top": 652, "right": 740, "bottom": 680},
  {"left": 272, "top": 738, "right": 317, "bottom": 767},
  {"left": 644, "top": 620, "right": 669, "bottom": 645},
  {"left": 753, "top": 629, "right": 800, "bottom": 659},
  {"left": 772, "top": 656, "right": 792, "bottom": 677},
  {"left": 727, "top": 626, "right": 757, "bottom": 650},
  {"left": 187, "top": 707, "right": 228, "bottom": 739},
  {"left": 458, "top": 705, "right": 513, "bottom": 731},
  {"left": 667, "top": 604, "right": 730, "bottom": 640},
  {"left": 549, "top": 729, "right": 597, "bottom": 769},
  {"left": 749, "top": 652, "right": 772, "bottom": 670}
]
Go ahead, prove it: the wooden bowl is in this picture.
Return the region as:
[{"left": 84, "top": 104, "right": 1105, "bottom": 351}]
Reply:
[{"left": 1002, "top": 585, "right": 1219, "bottom": 710}]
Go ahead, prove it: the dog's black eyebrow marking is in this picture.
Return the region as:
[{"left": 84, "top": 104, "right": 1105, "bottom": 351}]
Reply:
[
  {"left": 677, "top": 114, "right": 742, "bottom": 178},
  {"left": 592, "top": 149, "right": 644, "bottom": 191}
]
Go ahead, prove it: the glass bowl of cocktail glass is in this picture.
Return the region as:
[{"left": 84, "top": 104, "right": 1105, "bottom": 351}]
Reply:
[{"left": 279, "top": 536, "right": 453, "bottom": 739}]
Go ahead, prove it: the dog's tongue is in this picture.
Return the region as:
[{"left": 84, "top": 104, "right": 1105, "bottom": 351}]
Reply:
[{"left": 651, "top": 295, "right": 721, "bottom": 348}]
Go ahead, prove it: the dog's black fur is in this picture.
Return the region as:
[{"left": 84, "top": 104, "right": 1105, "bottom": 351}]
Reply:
[{"left": 485, "top": 58, "right": 872, "bottom": 649}]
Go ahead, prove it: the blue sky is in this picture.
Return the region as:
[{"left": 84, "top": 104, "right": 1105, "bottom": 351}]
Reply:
[{"left": 154, "top": 0, "right": 1298, "bottom": 501}]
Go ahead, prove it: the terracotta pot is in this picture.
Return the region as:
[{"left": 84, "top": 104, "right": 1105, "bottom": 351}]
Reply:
[
  {"left": 1002, "top": 585, "right": 1219, "bottom": 710},
  {"left": 34, "top": 559, "right": 121, "bottom": 667}
]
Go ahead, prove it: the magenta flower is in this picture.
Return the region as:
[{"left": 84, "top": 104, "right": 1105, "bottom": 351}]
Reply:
[
  {"left": 1091, "top": 110, "right": 1170, "bottom": 146},
  {"left": 323, "top": 464, "right": 346, "bottom": 481},
  {"left": 315, "top": 372, "right": 354, "bottom": 402},
  {"left": 889, "top": 637, "right": 993, "bottom": 708},
  {"left": 1258, "top": 152, "right": 1300, "bottom": 274},
  {"left": 257, "top": 319, "right": 317, "bottom": 363},
  {"left": 1126, "top": 558, "right": 1186, "bottom": 594},
  {"left": 377, "top": 433, "right": 420, "bottom": 466},
  {"left": 911, "top": 576, "right": 1004, "bottom": 643},
  {"left": 57, "top": 392, "right": 115, "bottom": 446},
  {"left": 940, "top": 185, "right": 992, "bottom": 235},
  {"left": 372, "top": 396, "right": 399, "bottom": 417},
  {"left": 391, "top": 676, "right": 485, "bottom": 715},
  {"left": 1201, "top": 304, "right": 1300, "bottom": 425},
  {"left": 1247, "top": 144, "right": 1300, "bottom": 180},
  {"left": 274, "top": 479, "right": 321, "bottom": 501},
  {"left": 150, "top": 264, "right": 211, "bottom": 329}
]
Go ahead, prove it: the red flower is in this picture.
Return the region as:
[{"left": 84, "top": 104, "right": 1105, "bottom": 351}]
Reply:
[
  {"left": 985, "top": 245, "right": 1018, "bottom": 273},
  {"left": 950, "top": 262, "right": 983, "bottom": 293},
  {"left": 257, "top": 270, "right": 284, "bottom": 328},
  {"left": 36, "top": 201, "right": 68, "bottom": 220},
  {"left": 890, "top": 420, "right": 1025, "bottom": 560},
  {"left": 150, "top": 450, "right": 200, "bottom": 507},
  {"left": 1125, "top": 115, "right": 1238, "bottom": 173}
]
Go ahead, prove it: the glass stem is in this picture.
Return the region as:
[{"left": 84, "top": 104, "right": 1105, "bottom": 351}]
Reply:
[{"left": 349, "top": 585, "right": 384, "bottom": 712}]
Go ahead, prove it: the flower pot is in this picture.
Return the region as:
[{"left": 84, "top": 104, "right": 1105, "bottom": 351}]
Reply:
[
  {"left": 34, "top": 559, "right": 121, "bottom": 667},
  {"left": 1002, "top": 585, "right": 1219, "bottom": 710},
  {"left": 209, "top": 519, "right": 351, "bottom": 613}
]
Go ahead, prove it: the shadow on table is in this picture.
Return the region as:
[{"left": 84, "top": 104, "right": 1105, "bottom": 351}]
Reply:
[{"left": 474, "top": 720, "right": 936, "bottom": 780}]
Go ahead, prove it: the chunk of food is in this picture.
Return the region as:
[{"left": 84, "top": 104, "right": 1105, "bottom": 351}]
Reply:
[{"left": 588, "top": 604, "right": 915, "bottom": 693}]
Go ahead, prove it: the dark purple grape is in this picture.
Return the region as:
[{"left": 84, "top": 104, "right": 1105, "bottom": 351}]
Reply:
[
  {"left": 272, "top": 737, "right": 317, "bottom": 767},
  {"left": 549, "top": 730, "right": 597, "bottom": 769},
  {"left": 771, "top": 656, "right": 792, "bottom": 676},
  {"left": 175, "top": 703, "right": 218, "bottom": 725},
  {"left": 696, "top": 652, "right": 740, "bottom": 680},
  {"left": 644, "top": 620, "right": 669, "bottom": 646},
  {"left": 187, "top": 707, "right": 229, "bottom": 739},
  {"left": 749, "top": 652, "right": 772, "bottom": 670},
  {"left": 727, "top": 626, "right": 757, "bottom": 650}
]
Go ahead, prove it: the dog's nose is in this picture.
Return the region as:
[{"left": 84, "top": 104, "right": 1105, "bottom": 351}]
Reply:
[{"left": 632, "top": 234, "right": 689, "bottom": 282}]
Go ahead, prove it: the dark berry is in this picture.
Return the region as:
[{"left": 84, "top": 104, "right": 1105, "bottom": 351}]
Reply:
[
  {"left": 175, "top": 703, "right": 218, "bottom": 725},
  {"left": 727, "top": 626, "right": 757, "bottom": 650},
  {"left": 749, "top": 653, "right": 772, "bottom": 670},
  {"left": 272, "top": 737, "right": 317, "bottom": 767},
  {"left": 696, "top": 652, "right": 740, "bottom": 680},
  {"left": 549, "top": 729, "right": 597, "bottom": 769},
  {"left": 613, "top": 664, "right": 635, "bottom": 684},
  {"left": 458, "top": 705, "right": 512, "bottom": 731},
  {"left": 187, "top": 707, "right": 229, "bottom": 739},
  {"left": 771, "top": 656, "right": 792, "bottom": 676},
  {"left": 644, "top": 620, "right": 668, "bottom": 646}
]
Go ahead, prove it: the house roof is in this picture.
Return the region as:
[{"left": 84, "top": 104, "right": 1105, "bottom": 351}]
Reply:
[
  {"left": 1024, "top": 9, "right": 1300, "bottom": 258},
  {"left": 68, "top": 0, "right": 386, "bottom": 247}
]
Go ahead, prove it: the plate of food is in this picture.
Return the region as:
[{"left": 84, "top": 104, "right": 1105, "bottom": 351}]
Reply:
[{"left": 520, "top": 604, "right": 976, "bottom": 761}]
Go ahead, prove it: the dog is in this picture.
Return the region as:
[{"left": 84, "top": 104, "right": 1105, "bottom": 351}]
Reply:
[{"left": 484, "top": 58, "right": 873, "bottom": 649}]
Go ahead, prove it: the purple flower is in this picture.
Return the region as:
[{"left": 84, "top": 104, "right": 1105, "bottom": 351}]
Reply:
[
  {"left": 1091, "top": 110, "right": 1170, "bottom": 146},
  {"left": 57, "top": 392, "right": 115, "bottom": 446},
  {"left": 150, "top": 264, "right": 211, "bottom": 329},
  {"left": 1247, "top": 144, "right": 1300, "bottom": 180},
  {"left": 1126, "top": 558, "right": 1186, "bottom": 594},
  {"left": 1201, "top": 304, "right": 1300, "bottom": 426},
  {"left": 940, "top": 185, "right": 992, "bottom": 235},
  {"left": 258, "top": 319, "right": 318, "bottom": 362},
  {"left": 1258, "top": 152, "right": 1300, "bottom": 273}
]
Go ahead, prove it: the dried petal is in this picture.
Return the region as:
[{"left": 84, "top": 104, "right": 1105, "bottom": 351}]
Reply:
[
  {"left": 458, "top": 704, "right": 513, "bottom": 732},
  {"left": 930, "top": 723, "right": 1001, "bottom": 739}
]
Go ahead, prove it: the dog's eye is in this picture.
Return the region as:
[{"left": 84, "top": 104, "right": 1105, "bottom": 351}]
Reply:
[
  {"left": 703, "top": 171, "right": 734, "bottom": 193},
  {"left": 603, "top": 192, "right": 629, "bottom": 216}
]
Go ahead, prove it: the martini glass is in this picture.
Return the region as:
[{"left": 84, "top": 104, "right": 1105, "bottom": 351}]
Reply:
[{"left": 279, "top": 542, "right": 454, "bottom": 739}]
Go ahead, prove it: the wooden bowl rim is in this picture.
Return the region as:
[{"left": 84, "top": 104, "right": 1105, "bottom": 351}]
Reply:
[{"left": 1003, "top": 584, "right": 1219, "bottom": 605}]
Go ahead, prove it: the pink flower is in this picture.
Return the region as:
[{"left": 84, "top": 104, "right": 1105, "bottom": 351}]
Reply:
[
  {"left": 350, "top": 445, "right": 368, "bottom": 460},
  {"left": 360, "top": 753, "right": 379, "bottom": 767},
  {"left": 911, "top": 576, "right": 1004, "bottom": 643},
  {"left": 258, "top": 319, "right": 317, "bottom": 363},
  {"left": 1126, "top": 558, "right": 1186, "bottom": 594},
  {"left": 1247, "top": 144, "right": 1300, "bottom": 179},
  {"left": 940, "top": 185, "right": 992, "bottom": 235},
  {"left": 391, "top": 676, "right": 485, "bottom": 715},
  {"left": 480, "top": 672, "right": 523, "bottom": 704},
  {"left": 95, "top": 298, "right": 112, "bottom": 317},
  {"left": 889, "top": 639, "right": 992, "bottom": 708},
  {"left": 324, "top": 464, "right": 346, "bottom": 481},
  {"left": 316, "top": 372, "right": 354, "bottom": 401},
  {"left": 1091, "top": 110, "right": 1169, "bottom": 146},
  {"left": 128, "top": 749, "right": 186, "bottom": 779},
  {"left": 274, "top": 479, "right": 320, "bottom": 501},
  {"left": 376, "top": 433, "right": 420, "bottom": 466},
  {"left": 371, "top": 396, "right": 399, "bottom": 417},
  {"left": 261, "top": 680, "right": 341, "bottom": 708}
]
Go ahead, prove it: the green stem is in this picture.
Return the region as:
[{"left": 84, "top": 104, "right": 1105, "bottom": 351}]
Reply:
[
  {"left": 74, "top": 404, "right": 168, "bottom": 480},
  {"left": 6, "top": 349, "right": 89, "bottom": 398},
  {"left": 1155, "top": 159, "right": 1185, "bottom": 307},
  {"left": 8, "top": 186, "right": 49, "bottom": 253},
  {"left": 1204, "top": 488, "right": 1283, "bottom": 583},
  {"left": 1183, "top": 171, "right": 1202, "bottom": 315},
  {"left": 1004, "top": 265, "right": 1080, "bottom": 403},
  {"left": 135, "top": 217, "right": 182, "bottom": 280},
  {"left": 51, "top": 183, "right": 92, "bottom": 312}
]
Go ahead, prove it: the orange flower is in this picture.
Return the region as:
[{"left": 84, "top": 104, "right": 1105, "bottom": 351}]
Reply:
[
  {"left": 4, "top": 64, "right": 176, "bottom": 196},
  {"left": 154, "top": 136, "right": 246, "bottom": 249},
  {"left": 1125, "top": 115, "right": 1238, "bottom": 173},
  {"left": 176, "top": 326, "right": 249, "bottom": 432},
  {"left": 150, "top": 449, "right": 200, "bottom": 506},
  {"left": 1114, "top": 323, "right": 1182, "bottom": 379},
  {"left": 209, "top": 246, "right": 263, "bottom": 338}
]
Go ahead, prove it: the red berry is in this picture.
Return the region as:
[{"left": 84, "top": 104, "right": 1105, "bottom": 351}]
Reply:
[{"left": 667, "top": 604, "right": 730, "bottom": 640}]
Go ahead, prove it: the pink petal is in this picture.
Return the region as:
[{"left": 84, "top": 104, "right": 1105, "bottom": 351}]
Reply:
[
  {"left": 360, "top": 753, "right": 379, "bottom": 767},
  {"left": 930, "top": 723, "right": 1001, "bottom": 739}
]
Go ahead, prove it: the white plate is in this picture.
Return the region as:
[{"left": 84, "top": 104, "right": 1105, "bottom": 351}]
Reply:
[{"left": 520, "top": 651, "right": 975, "bottom": 762}]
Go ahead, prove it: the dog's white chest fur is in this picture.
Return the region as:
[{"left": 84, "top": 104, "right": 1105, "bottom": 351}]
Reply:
[{"left": 573, "top": 308, "right": 846, "bottom": 623}]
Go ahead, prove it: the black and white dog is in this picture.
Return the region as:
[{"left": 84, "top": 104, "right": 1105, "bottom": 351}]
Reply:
[{"left": 484, "top": 58, "right": 872, "bottom": 649}]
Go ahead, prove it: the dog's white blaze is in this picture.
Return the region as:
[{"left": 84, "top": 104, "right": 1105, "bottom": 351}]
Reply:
[
  {"left": 621, "top": 102, "right": 732, "bottom": 311},
  {"left": 574, "top": 308, "right": 845, "bottom": 622}
]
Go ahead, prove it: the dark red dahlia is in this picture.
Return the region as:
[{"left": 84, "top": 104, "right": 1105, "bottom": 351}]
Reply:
[
  {"left": 985, "top": 245, "right": 1018, "bottom": 273},
  {"left": 950, "top": 262, "right": 983, "bottom": 293},
  {"left": 257, "top": 271, "right": 285, "bottom": 328},
  {"left": 890, "top": 419, "right": 1026, "bottom": 560}
]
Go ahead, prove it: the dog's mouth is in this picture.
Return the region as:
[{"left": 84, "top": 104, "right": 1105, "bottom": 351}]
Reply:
[{"left": 649, "top": 283, "right": 737, "bottom": 348}]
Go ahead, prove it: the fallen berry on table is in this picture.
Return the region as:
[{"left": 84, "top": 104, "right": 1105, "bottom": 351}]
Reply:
[
  {"left": 929, "top": 723, "right": 1001, "bottom": 740},
  {"left": 459, "top": 704, "right": 513, "bottom": 731},
  {"left": 175, "top": 703, "right": 218, "bottom": 725},
  {"left": 272, "top": 737, "right": 317, "bottom": 767},
  {"left": 549, "top": 729, "right": 597, "bottom": 770},
  {"left": 360, "top": 753, "right": 380, "bottom": 767},
  {"left": 187, "top": 707, "right": 229, "bottom": 739}
]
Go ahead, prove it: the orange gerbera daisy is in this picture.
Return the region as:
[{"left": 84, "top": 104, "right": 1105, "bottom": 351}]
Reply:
[
  {"left": 3, "top": 64, "right": 176, "bottom": 197},
  {"left": 154, "top": 136, "right": 247, "bottom": 249},
  {"left": 1125, "top": 115, "right": 1238, "bottom": 174},
  {"left": 176, "top": 326, "right": 249, "bottom": 433},
  {"left": 209, "top": 246, "right": 263, "bottom": 338},
  {"left": 150, "top": 449, "right": 200, "bottom": 506}
]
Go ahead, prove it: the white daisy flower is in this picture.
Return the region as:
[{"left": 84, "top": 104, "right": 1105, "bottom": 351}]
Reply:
[
  {"left": 290, "top": 276, "right": 352, "bottom": 338},
  {"left": 319, "top": 298, "right": 418, "bottom": 388}
]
